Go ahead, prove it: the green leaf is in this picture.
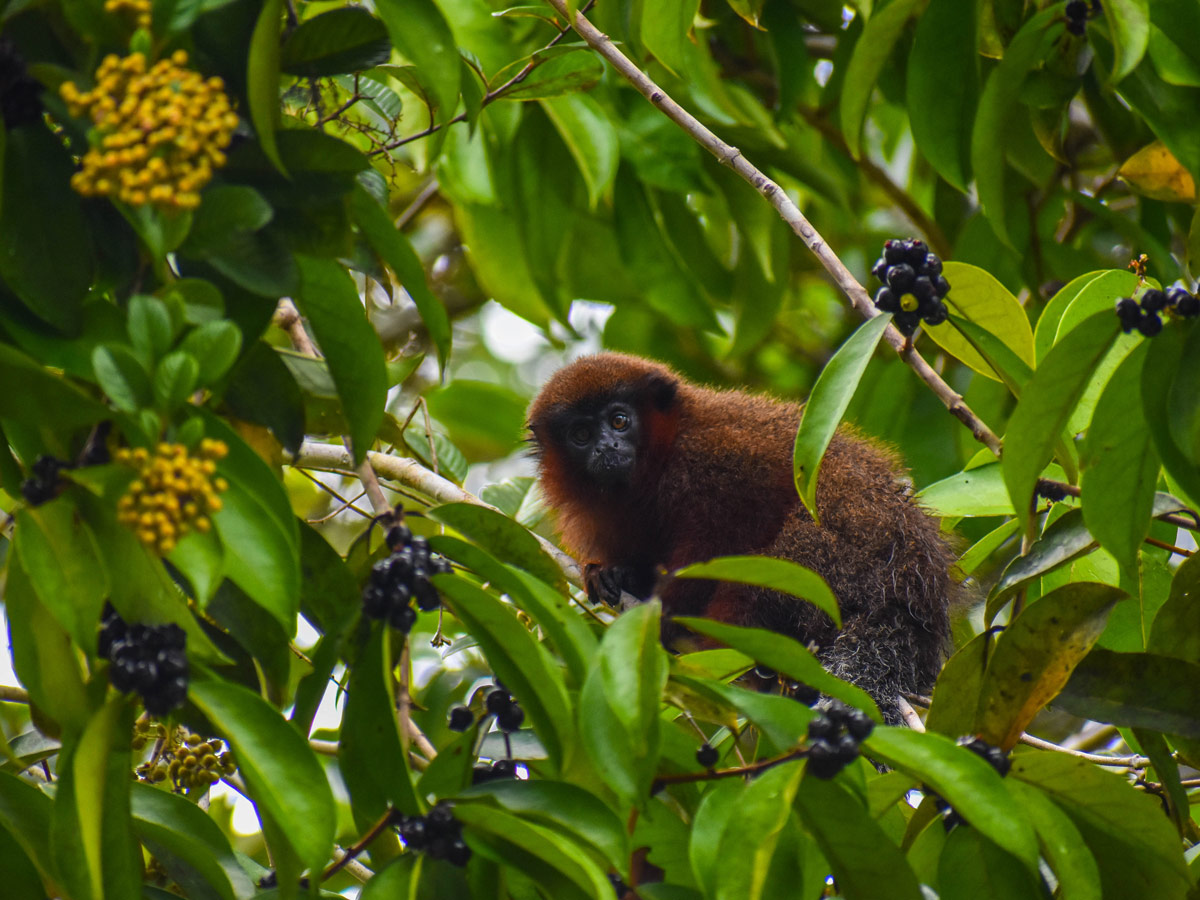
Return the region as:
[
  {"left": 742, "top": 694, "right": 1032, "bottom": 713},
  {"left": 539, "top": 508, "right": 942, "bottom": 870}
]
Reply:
[
  {"left": 491, "top": 47, "right": 605, "bottom": 101},
  {"left": 130, "top": 783, "right": 256, "bottom": 900},
  {"left": 181, "top": 186, "right": 273, "bottom": 258},
  {"left": 906, "top": 0, "right": 977, "bottom": 189},
  {"left": 1102, "top": 0, "right": 1150, "bottom": 83},
  {"left": 0, "top": 345, "right": 107, "bottom": 430},
  {"left": 374, "top": 0, "right": 460, "bottom": 124},
  {"left": 51, "top": 698, "right": 140, "bottom": 900},
  {"left": 1147, "top": 553, "right": 1200, "bottom": 664},
  {"left": 795, "top": 774, "right": 923, "bottom": 900},
  {"left": 975, "top": 582, "right": 1122, "bottom": 750},
  {"left": 0, "top": 770, "right": 55, "bottom": 886},
  {"left": 715, "top": 762, "right": 805, "bottom": 900},
  {"left": 507, "top": 566, "right": 598, "bottom": 688},
  {"left": 1005, "top": 779, "right": 1101, "bottom": 900},
  {"left": 1011, "top": 752, "right": 1191, "bottom": 899},
  {"left": 360, "top": 855, "right": 419, "bottom": 900},
  {"left": 127, "top": 295, "right": 176, "bottom": 363},
  {"left": 1056, "top": 648, "right": 1200, "bottom": 737},
  {"left": 348, "top": 184, "right": 450, "bottom": 372},
  {"left": 640, "top": 0, "right": 701, "bottom": 74},
  {"left": 3, "top": 553, "right": 91, "bottom": 731},
  {"left": 1003, "top": 310, "right": 1121, "bottom": 530},
  {"left": 12, "top": 499, "right": 110, "bottom": 651},
  {"left": 0, "top": 127, "right": 94, "bottom": 332},
  {"left": 293, "top": 255, "right": 388, "bottom": 463},
  {"left": 435, "top": 575, "right": 574, "bottom": 768},
  {"left": 925, "top": 632, "right": 989, "bottom": 738},
  {"left": 189, "top": 678, "right": 336, "bottom": 873},
  {"left": 426, "top": 503, "right": 564, "bottom": 591},
  {"left": 223, "top": 343, "right": 305, "bottom": 455},
  {"left": 340, "top": 628, "right": 421, "bottom": 825},
  {"left": 598, "top": 601, "right": 669, "bottom": 751},
  {"left": 674, "top": 556, "right": 840, "bottom": 627},
  {"left": 281, "top": 7, "right": 391, "bottom": 76},
  {"left": 673, "top": 617, "right": 882, "bottom": 721},
  {"left": 1034, "top": 271, "right": 1137, "bottom": 363},
  {"left": 971, "top": 6, "right": 1063, "bottom": 245},
  {"left": 93, "top": 344, "right": 153, "bottom": 413},
  {"left": 153, "top": 351, "right": 200, "bottom": 412},
  {"left": 1142, "top": 324, "right": 1200, "bottom": 509},
  {"left": 863, "top": 727, "right": 1040, "bottom": 870},
  {"left": 452, "top": 804, "right": 613, "bottom": 900},
  {"left": 938, "top": 826, "right": 1042, "bottom": 900},
  {"left": 924, "top": 262, "right": 1034, "bottom": 381},
  {"left": 177, "top": 321, "right": 243, "bottom": 386},
  {"left": 987, "top": 508, "right": 1100, "bottom": 617},
  {"left": 459, "top": 780, "right": 629, "bottom": 873},
  {"left": 918, "top": 462, "right": 1038, "bottom": 517},
  {"left": 1080, "top": 343, "right": 1158, "bottom": 573},
  {"left": 840, "top": 0, "right": 926, "bottom": 158},
  {"left": 540, "top": 93, "right": 619, "bottom": 209},
  {"left": 793, "top": 314, "right": 891, "bottom": 521},
  {"left": 424, "top": 379, "right": 529, "bottom": 461},
  {"left": 246, "top": 0, "right": 287, "bottom": 175}
]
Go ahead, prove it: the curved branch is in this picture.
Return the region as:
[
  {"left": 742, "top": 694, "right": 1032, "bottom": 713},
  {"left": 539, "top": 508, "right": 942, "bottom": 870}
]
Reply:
[
  {"left": 291, "top": 441, "right": 582, "bottom": 585},
  {"left": 543, "top": 0, "right": 1002, "bottom": 458}
]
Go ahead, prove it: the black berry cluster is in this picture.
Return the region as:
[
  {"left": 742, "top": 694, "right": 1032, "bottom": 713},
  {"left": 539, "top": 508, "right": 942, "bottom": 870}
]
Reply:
[
  {"left": 472, "top": 758, "right": 518, "bottom": 784},
  {"left": 805, "top": 701, "right": 874, "bottom": 780},
  {"left": 20, "top": 455, "right": 68, "bottom": 506},
  {"left": 361, "top": 523, "right": 453, "bottom": 633},
  {"left": 1064, "top": 0, "right": 1100, "bottom": 36},
  {"left": 485, "top": 685, "right": 525, "bottom": 733},
  {"left": 1116, "top": 286, "right": 1199, "bottom": 336},
  {"left": 397, "top": 803, "right": 472, "bottom": 867},
  {"left": 871, "top": 239, "right": 951, "bottom": 336},
  {"left": 99, "top": 603, "right": 189, "bottom": 716}
]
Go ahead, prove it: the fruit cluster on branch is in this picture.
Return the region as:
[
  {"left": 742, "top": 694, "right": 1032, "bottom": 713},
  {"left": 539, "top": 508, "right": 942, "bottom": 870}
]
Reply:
[
  {"left": 397, "top": 803, "right": 472, "bottom": 867},
  {"left": 871, "top": 239, "right": 951, "bottom": 337},
  {"left": 115, "top": 440, "right": 228, "bottom": 556},
  {"left": 1116, "top": 286, "right": 1199, "bottom": 336},
  {"left": 61, "top": 51, "right": 238, "bottom": 210},
  {"left": 805, "top": 701, "right": 874, "bottom": 779},
  {"left": 99, "top": 602, "right": 189, "bottom": 716},
  {"left": 361, "top": 522, "right": 453, "bottom": 632}
]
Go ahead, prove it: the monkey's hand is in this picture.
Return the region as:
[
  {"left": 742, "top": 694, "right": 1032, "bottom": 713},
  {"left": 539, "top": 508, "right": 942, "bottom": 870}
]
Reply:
[{"left": 584, "top": 563, "right": 647, "bottom": 610}]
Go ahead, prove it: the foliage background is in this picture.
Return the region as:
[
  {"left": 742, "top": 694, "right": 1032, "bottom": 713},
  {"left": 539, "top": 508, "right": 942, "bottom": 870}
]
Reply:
[{"left": 0, "top": 0, "right": 1198, "bottom": 897}]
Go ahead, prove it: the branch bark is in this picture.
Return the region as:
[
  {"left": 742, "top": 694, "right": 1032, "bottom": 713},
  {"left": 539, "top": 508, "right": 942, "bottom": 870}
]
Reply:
[
  {"left": 292, "top": 440, "right": 582, "bottom": 585},
  {"left": 543, "top": 0, "right": 1003, "bottom": 458}
]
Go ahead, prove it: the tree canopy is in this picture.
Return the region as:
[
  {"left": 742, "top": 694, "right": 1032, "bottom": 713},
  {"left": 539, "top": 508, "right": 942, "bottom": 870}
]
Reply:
[{"left": 0, "top": 0, "right": 1198, "bottom": 898}]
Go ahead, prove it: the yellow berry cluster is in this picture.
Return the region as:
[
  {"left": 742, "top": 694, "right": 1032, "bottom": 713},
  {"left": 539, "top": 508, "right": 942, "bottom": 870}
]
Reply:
[
  {"left": 135, "top": 726, "right": 236, "bottom": 793},
  {"left": 104, "top": 0, "right": 151, "bottom": 30},
  {"left": 60, "top": 51, "right": 239, "bottom": 210},
  {"left": 115, "top": 439, "right": 229, "bottom": 555}
]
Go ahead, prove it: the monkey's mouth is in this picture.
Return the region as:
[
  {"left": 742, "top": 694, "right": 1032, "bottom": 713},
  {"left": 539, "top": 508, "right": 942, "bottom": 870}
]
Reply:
[{"left": 588, "top": 450, "right": 633, "bottom": 487}]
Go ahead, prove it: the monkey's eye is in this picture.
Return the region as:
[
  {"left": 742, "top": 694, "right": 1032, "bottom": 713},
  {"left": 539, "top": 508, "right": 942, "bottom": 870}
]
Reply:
[
  {"left": 568, "top": 424, "right": 592, "bottom": 446},
  {"left": 609, "top": 411, "right": 630, "bottom": 431}
]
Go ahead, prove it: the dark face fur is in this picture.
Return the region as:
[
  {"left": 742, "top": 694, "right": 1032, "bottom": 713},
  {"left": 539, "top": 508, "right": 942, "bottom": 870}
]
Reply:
[{"left": 548, "top": 398, "right": 642, "bottom": 490}]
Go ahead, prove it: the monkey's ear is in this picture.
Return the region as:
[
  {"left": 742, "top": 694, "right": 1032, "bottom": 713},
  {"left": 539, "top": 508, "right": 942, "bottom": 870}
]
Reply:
[{"left": 641, "top": 374, "right": 678, "bottom": 412}]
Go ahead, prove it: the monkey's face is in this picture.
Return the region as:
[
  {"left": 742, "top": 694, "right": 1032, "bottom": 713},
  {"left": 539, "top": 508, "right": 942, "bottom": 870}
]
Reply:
[{"left": 555, "top": 400, "right": 642, "bottom": 490}]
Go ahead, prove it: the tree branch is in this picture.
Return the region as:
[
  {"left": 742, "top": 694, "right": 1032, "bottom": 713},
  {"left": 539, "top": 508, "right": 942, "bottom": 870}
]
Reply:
[
  {"left": 543, "top": 0, "right": 1003, "bottom": 458},
  {"left": 292, "top": 441, "right": 582, "bottom": 585}
]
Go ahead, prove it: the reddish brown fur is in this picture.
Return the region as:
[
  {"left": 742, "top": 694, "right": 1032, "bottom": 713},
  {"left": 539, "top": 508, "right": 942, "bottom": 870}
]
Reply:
[{"left": 528, "top": 353, "right": 953, "bottom": 721}]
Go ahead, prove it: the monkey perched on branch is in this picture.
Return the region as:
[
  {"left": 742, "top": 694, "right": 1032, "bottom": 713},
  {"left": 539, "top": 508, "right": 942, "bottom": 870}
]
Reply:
[{"left": 528, "top": 353, "right": 954, "bottom": 724}]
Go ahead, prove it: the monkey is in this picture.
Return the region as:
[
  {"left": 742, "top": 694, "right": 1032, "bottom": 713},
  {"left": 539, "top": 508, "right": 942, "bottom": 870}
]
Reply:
[{"left": 527, "top": 352, "right": 954, "bottom": 724}]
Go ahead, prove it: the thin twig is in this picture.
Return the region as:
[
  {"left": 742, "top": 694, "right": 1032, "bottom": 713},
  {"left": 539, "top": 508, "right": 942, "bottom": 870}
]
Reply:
[
  {"left": 296, "top": 468, "right": 375, "bottom": 521},
  {"left": 0, "top": 685, "right": 30, "bottom": 704},
  {"left": 292, "top": 441, "right": 582, "bottom": 585},
  {"left": 544, "top": 0, "right": 1004, "bottom": 458},
  {"left": 1018, "top": 733, "right": 1150, "bottom": 768},
  {"left": 395, "top": 179, "right": 440, "bottom": 230},
  {"left": 1144, "top": 535, "right": 1193, "bottom": 556},
  {"left": 321, "top": 808, "right": 397, "bottom": 882},
  {"left": 653, "top": 744, "right": 807, "bottom": 789},
  {"left": 374, "top": 2, "right": 594, "bottom": 155},
  {"left": 896, "top": 696, "right": 926, "bottom": 732}
]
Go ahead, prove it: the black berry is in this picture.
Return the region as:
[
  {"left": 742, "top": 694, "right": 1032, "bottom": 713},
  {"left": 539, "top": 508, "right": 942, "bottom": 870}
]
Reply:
[
  {"left": 696, "top": 742, "right": 719, "bottom": 768},
  {"left": 807, "top": 715, "right": 837, "bottom": 741},
  {"left": 486, "top": 688, "right": 512, "bottom": 716},
  {"left": 845, "top": 708, "right": 875, "bottom": 741},
  {"left": 1065, "top": 0, "right": 1088, "bottom": 34},
  {"left": 491, "top": 758, "right": 516, "bottom": 779},
  {"left": 885, "top": 263, "right": 915, "bottom": 293},
  {"left": 1115, "top": 296, "right": 1142, "bottom": 332},
  {"left": 496, "top": 702, "right": 524, "bottom": 733},
  {"left": 806, "top": 739, "right": 843, "bottom": 779},
  {"left": 922, "top": 301, "right": 949, "bottom": 327},
  {"left": 1140, "top": 288, "right": 1168, "bottom": 312},
  {"left": 1137, "top": 313, "right": 1163, "bottom": 337},
  {"left": 448, "top": 706, "right": 474, "bottom": 732},
  {"left": 363, "top": 518, "right": 451, "bottom": 629},
  {"left": 958, "top": 737, "right": 1011, "bottom": 777},
  {"left": 833, "top": 733, "right": 860, "bottom": 764},
  {"left": 874, "top": 286, "right": 900, "bottom": 313},
  {"left": 20, "top": 455, "right": 68, "bottom": 506},
  {"left": 100, "top": 606, "right": 189, "bottom": 716}
]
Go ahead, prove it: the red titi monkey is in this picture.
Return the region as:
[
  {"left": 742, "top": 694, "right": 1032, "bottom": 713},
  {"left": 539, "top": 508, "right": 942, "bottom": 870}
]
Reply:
[{"left": 528, "top": 353, "right": 953, "bottom": 723}]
